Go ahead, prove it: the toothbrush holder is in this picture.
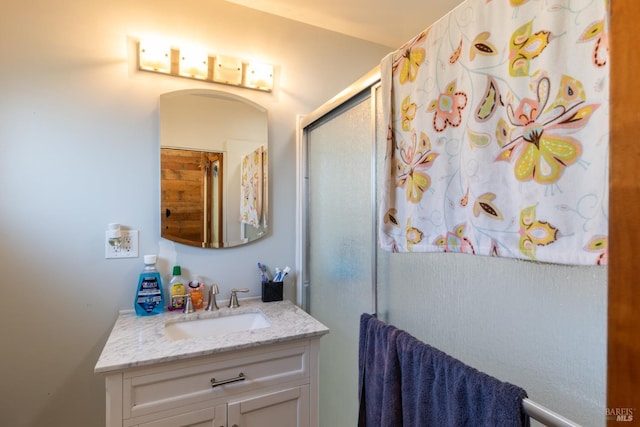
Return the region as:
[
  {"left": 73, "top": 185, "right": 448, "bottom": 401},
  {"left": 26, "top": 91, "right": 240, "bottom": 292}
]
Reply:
[{"left": 261, "top": 280, "right": 283, "bottom": 302}]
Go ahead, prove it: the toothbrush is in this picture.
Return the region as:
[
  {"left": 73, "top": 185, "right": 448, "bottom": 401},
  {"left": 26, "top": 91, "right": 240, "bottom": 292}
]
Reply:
[
  {"left": 274, "top": 266, "right": 290, "bottom": 282},
  {"left": 257, "top": 263, "right": 267, "bottom": 281}
]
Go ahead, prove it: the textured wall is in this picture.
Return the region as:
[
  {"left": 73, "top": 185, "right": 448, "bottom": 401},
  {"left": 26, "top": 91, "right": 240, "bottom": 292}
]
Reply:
[{"left": 377, "top": 253, "right": 606, "bottom": 426}]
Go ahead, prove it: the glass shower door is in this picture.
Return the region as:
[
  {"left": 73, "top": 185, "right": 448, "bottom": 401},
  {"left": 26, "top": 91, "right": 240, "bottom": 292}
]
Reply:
[{"left": 304, "top": 90, "right": 375, "bottom": 427}]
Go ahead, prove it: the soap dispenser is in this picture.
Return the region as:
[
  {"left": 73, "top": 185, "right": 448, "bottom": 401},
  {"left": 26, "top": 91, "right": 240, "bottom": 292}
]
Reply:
[{"left": 188, "top": 276, "right": 205, "bottom": 310}]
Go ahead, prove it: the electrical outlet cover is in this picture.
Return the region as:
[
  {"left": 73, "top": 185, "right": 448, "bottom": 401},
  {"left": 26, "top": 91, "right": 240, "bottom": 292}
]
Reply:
[{"left": 105, "top": 230, "right": 139, "bottom": 258}]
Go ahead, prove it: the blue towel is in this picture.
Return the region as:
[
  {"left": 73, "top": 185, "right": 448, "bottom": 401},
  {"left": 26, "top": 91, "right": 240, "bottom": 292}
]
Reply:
[
  {"left": 358, "top": 313, "right": 529, "bottom": 427},
  {"left": 358, "top": 313, "right": 404, "bottom": 427}
]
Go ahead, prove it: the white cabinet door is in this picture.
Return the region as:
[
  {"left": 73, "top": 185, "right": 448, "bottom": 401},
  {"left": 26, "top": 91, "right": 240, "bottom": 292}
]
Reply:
[
  {"left": 227, "top": 385, "right": 309, "bottom": 427},
  {"left": 136, "top": 404, "right": 227, "bottom": 427}
]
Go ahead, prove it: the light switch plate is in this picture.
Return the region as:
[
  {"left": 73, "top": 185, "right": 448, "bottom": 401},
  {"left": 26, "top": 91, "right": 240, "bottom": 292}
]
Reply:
[{"left": 105, "top": 229, "right": 139, "bottom": 259}]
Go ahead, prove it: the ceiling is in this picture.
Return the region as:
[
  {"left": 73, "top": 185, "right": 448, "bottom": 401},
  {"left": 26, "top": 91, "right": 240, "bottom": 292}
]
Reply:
[{"left": 223, "top": 0, "right": 465, "bottom": 49}]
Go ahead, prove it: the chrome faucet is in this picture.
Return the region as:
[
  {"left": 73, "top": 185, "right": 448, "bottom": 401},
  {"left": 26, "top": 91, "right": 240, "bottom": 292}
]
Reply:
[
  {"left": 171, "top": 294, "right": 194, "bottom": 314},
  {"left": 228, "top": 288, "right": 250, "bottom": 308},
  {"left": 206, "top": 284, "right": 219, "bottom": 311},
  {"left": 183, "top": 294, "right": 194, "bottom": 313}
]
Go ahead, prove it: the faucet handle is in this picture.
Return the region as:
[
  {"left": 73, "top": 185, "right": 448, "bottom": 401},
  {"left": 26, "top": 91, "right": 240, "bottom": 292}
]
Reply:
[
  {"left": 206, "top": 284, "right": 219, "bottom": 311},
  {"left": 228, "top": 288, "right": 250, "bottom": 308},
  {"left": 183, "top": 294, "right": 195, "bottom": 314}
]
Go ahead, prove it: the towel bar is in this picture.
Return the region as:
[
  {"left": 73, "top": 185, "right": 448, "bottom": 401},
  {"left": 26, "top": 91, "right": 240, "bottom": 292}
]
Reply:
[
  {"left": 369, "top": 312, "right": 582, "bottom": 424},
  {"left": 523, "top": 398, "right": 581, "bottom": 427}
]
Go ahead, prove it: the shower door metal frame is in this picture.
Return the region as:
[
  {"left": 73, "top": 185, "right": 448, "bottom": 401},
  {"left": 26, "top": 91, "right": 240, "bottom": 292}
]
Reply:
[{"left": 295, "top": 66, "right": 381, "bottom": 315}]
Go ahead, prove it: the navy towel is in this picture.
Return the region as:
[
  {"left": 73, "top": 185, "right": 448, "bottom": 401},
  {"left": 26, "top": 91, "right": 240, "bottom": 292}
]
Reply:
[
  {"left": 358, "top": 313, "right": 529, "bottom": 427},
  {"left": 358, "top": 313, "right": 403, "bottom": 427}
]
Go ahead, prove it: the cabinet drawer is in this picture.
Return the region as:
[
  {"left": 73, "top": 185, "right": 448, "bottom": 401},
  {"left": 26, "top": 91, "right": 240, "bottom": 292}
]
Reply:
[
  {"left": 136, "top": 403, "right": 226, "bottom": 427},
  {"left": 123, "top": 342, "right": 308, "bottom": 419}
]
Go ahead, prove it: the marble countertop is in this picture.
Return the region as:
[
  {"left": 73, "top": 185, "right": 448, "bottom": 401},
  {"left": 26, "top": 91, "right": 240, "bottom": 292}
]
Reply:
[{"left": 94, "top": 298, "right": 329, "bottom": 374}]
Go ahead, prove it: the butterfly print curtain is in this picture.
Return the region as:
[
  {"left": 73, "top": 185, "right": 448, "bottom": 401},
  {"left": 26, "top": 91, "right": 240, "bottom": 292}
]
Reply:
[{"left": 379, "top": 0, "right": 609, "bottom": 265}]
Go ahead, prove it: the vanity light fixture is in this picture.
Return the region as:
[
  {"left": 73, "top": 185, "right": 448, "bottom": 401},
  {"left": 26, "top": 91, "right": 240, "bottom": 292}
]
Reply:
[
  {"left": 213, "top": 55, "right": 243, "bottom": 86},
  {"left": 179, "top": 47, "right": 209, "bottom": 80},
  {"left": 138, "top": 40, "right": 172, "bottom": 74},
  {"left": 136, "top": 39, "right": 274, "bottom": 92},
  {"left": 245, "top": 61, "right": 274, "bottom": 91}
]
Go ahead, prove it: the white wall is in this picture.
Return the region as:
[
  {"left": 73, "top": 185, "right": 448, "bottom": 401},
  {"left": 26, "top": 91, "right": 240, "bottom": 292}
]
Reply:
[{"left": 0, "top": 1, "right": 390, "bottom": 426}]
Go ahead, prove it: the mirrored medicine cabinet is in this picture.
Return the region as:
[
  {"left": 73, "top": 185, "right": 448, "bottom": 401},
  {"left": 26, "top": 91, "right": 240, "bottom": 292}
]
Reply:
[{"left": 160, "top": 89, "right": 268, "bottom": 248}]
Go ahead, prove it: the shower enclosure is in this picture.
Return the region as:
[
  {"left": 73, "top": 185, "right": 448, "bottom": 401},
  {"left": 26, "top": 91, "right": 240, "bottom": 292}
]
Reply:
[
  {"left": 298, "top": 68, "right": 606, "bottom": 427},
  {"left": 298, "top": 70, "right": 380, "bottom": 426}
]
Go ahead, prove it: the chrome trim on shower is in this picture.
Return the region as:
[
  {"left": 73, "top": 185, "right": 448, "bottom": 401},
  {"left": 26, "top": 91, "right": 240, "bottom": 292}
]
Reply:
[
  {"left": 300, "top": 66, "right": 380, "bottom": 129},
  {"left": 297, "top": 65, "right": 382, "bottom": 315}
]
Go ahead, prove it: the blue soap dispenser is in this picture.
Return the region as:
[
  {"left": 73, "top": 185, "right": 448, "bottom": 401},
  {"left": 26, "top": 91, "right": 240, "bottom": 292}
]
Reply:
[{"left": 134, "top": 254, "right": 164, "bottom": 316}]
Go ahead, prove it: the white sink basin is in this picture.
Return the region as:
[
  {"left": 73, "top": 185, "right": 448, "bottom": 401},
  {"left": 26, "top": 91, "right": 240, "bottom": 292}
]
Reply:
[{"left": 165, "top": 311, "right": 271, "bottom": 341}]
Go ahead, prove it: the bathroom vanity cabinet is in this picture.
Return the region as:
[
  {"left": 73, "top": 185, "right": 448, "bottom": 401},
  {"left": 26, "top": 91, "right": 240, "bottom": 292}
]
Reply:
[
  {"left": 103, "top": 338, "right": 318, "bottom": 427},
  {"left": 95, "top": 300, "right": 329, "bottom": 427}
]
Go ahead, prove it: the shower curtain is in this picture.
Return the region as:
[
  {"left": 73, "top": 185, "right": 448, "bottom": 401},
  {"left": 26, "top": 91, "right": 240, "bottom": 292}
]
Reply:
[{"left": 378, "top": 0, "right": 609, "bottom": 266}]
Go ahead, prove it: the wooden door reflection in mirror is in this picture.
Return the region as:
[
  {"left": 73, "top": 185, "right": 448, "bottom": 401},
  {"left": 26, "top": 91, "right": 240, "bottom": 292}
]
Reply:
[{"left": 161, "top": 148, "right": 224, "bottom": 247}]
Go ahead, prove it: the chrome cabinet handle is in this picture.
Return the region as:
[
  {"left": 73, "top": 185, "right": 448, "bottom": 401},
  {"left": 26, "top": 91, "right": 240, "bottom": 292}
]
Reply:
[{"left": 210, "top": 372, "right": 245, "bottom": 388}]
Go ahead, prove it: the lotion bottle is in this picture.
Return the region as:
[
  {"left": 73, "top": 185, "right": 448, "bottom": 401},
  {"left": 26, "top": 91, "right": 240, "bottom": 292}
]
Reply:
[{"left": 134, "top": 255, "right": 164, "bottom": 316}]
